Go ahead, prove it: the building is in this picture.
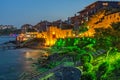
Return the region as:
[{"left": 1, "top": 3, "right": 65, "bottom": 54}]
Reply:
[
  {"left": 17, "top": 25, "right": 73, "bottom": 46},
  {"left": 33, "top": 20, "right": 73, "bottom": 32},
  {"left": 21, "top": 24, "right": 33, "bottom": 33},
  {"left": 17, "top": 1, "right": 120, "bottom": 45},
  {"left": 0, "top": 25, "right": 15, "bottom": 30},
  {"left": 33, "top": 21, "right": 52, "bottom": 32},
  {"left": 45, "top": 26, "right": 73, "bottom": 46},
  {"left": 70, "top": 1, "right": 120, "bottom": 25}
]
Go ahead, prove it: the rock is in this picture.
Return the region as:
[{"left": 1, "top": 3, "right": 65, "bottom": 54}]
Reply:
[
  {"left": 47, "top": 53, "right": 59, "bottom": 61},
  {"left": 53, "top": 67, "right": 81, "bottom": 80}
]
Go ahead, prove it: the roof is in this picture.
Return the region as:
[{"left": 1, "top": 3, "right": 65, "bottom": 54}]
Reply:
[{"left": 78, "top": 1, "right": 120, "bottom": 13}]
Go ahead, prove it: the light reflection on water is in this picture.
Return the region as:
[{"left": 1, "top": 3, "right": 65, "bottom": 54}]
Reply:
[
  {"left": 25, "top": 50, "right": 45, "bottom": 59},
  {"left": 0, "top": 36, "right": 45, "bottom": 80},
  {"left": 0, "top": 48, "right": 44, "bottom": 80},
  {"left": 0, "top": 36, "right": 15, "bottom": 44}
]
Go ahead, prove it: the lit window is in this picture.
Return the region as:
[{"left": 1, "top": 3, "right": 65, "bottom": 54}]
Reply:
[
  {"left": 114, "top": 14, "right": 116, "bottom": 18},
  {"left": 110, "top": 16, "right": 111, "bottom": 19},
  {"left": 102, "top": 3, "right": 108, "bottom": 6},
  {"left": 52, "top": 32, "right": 55, "bottom": 34},
  {"left": 118, "top": 2, "right": 120, "bottom": 5},
  {"left": 90, "top": 4, "right": 95, "bottom": 8},
  {"left": 117, "top": 18, "right": 119, "bottom": 21}
]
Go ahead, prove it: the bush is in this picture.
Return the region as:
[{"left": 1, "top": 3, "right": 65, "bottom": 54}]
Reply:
[
  {"left": 83, "top": 63, "right": 93, "bottom": 72},
  {"left": 98, "top": 62, "right": 109, "bottom": 74},
  {"left": 81, "top": 72, "right": 96, "bottom": 80},
  {"left": 80, "top": 53, "right": 93, "bottom": 64},
  {"left": 97, "top": 62, "right": 110, "bottom": 80}
]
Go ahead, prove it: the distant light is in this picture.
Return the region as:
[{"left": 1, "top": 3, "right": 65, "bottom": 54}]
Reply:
[
  {"left": 52, "top": 32, "right": 55, "bottom": 34},
  {"left": 26, "top": 52, "right": 30, "bottom": 58},
  {"left": 9, "top": 33, "right": 18, "bottom": 37}
]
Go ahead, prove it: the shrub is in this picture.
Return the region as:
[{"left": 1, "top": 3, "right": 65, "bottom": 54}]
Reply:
[
  {"left": 80, "top": 53, "right": 93, "bottom": 64},
  {"left": 98, "top": 62, "right": 109, "bottom": 74},
  {"left": 81, "top": 72, "right": 96, "bottom": 80},
  {"left": 97, "top": 62, "right": 110, "bottom": 79},
  {"left": 83, "top": 63, "right": 93, "bottom": 72}
]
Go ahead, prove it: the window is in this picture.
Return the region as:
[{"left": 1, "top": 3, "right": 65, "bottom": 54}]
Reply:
[
  {"left": 117, "top": 18, "right": 119, "bottom": 21},
  {"left": 91, "top": 10, "right": 93, "bottom": 14},
  {"left": 102, "top": 3, "right": 108, "bottom": 6},
  {"left": 106, "top": 16, "right": 108, "bottom": 19},
  {"left": 118, "top": 2, "right": 120, "bottom": 5},
  {"left": 109, "top": 16, "right": 111, "bottom": 19},
  {"left": 90, "top": 4, "right": 95, "bottom": 8},
  {"left": 66, "top": 32, "right": 69, "bottom": 36},
  {"left": 114, "top": 14, "right": 116, "bottom": 18}
]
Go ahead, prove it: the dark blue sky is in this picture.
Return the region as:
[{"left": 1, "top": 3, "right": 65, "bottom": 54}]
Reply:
[{"left": 0, "top": 0, "right": 96, "bottom": 28}]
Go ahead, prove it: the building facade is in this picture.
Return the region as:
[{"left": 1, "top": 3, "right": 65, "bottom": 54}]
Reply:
[
  {"left": 17, "top": 26, "right": 73, "bottom": 46},
  {"left": 0, "top": 25, "right": 15, "bottom": 30},
  {"left": 70, "top": 1, "right": 120, "bottom": 25}
]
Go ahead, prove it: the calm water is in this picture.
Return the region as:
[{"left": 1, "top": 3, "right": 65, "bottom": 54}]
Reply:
[
  {"left": 0, "top": 36, "right": 42, "bottom": 80},
  {"left": 0, "top": 36, "right": 15, "bottom": 44}
]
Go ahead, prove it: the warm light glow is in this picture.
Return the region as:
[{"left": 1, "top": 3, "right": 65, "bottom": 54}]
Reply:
[
  {"left": 73, "top": 34, "right": 75, "bottom": 37},
  {"left": 25, "top": 51, "right": 30, "bottom": 58},
  {"left": 52, "top": 32, "right": 55, "bottom": 34},
  {"left": 102, "top": 3, "right": 108, "bottom": 6},
  {"left": 17, "top": 11, "right": 120, "bottom": 45}
]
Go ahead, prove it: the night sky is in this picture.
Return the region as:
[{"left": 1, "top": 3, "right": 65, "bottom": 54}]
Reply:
[{"left": 0, "top": 0, "right": 99, "bottom": 28}]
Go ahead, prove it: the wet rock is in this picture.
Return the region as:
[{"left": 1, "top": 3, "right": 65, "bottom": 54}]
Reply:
[
  {"left": 47, "top": 53, "right": 59, "bottom": 61},
  {"left": 52, "top": 67, "right": 81, "bottom": 80}
]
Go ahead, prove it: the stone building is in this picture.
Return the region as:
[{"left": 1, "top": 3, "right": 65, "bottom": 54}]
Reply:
[
  {"left": 21, "top": 24, "right": 33, "bottom": 33},
  {"left": 36, "top": 26, "right": 73, "bottom": 46},
  {"left": 0, "top": 25, "right": 15, "bottom": 30},
  {"left": 17, "top": 26, "right": 73, "bottom": 46},
  {"left": 70, "top": 1, "right": 120, "bottom": 25}
]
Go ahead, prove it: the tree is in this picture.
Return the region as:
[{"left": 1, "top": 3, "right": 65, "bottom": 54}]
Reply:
[
  {"left": 21, "top": 24, "right": 33, "bottom": 33},
  {"left": 111, "top": 22, "right": 120, "bottom": 31},
  {"left": 79, "top": 23, "right": 89, "bottom": 33}
]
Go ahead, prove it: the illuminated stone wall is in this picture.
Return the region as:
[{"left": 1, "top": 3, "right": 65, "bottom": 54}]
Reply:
[
  {"left": 17, "top": 26, "right": 72, "bottom": 46},
  {"left": 45, "top": 26, "right": 72, "bottom": 46},
  {"left": 88, "top": 11, "right": 120, "bottom": 28},
  {"left": 80, "top": 11, "right": 120, "bottom": 37}
]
